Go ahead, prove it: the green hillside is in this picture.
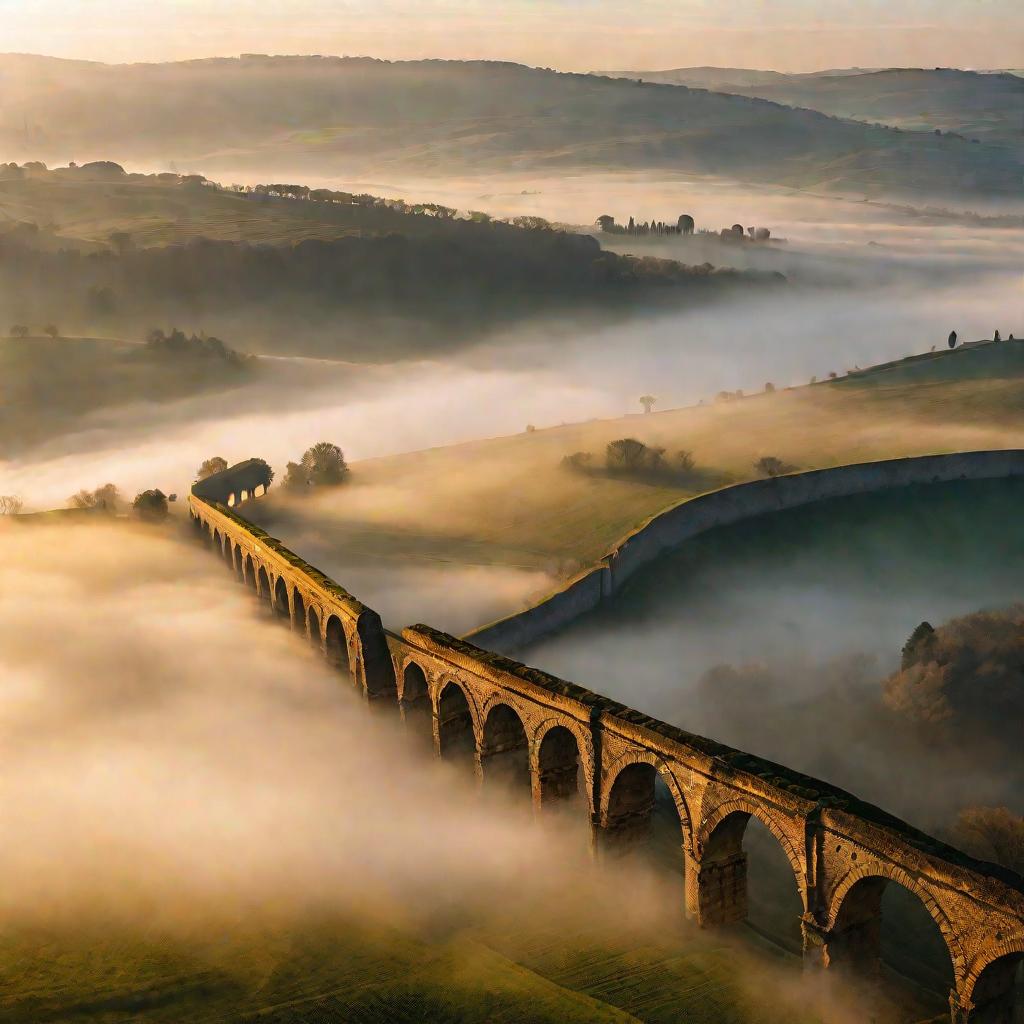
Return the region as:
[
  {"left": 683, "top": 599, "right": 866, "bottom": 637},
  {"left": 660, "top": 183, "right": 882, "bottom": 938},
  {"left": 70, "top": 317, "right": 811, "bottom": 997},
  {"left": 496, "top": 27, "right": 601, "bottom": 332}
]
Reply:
[
  {"left": 0, "top": 333, "right": 259, "bottom": 458},
  {"left": 250, "top": 339, "right": 1024, "bottom": 578},
  {"left": 0, "top": 167, "right": 778, "bottom": 363},
  {"left": 0, "top": 916, "right": 935, "bottom": 1023},
  {"left": 1, "top": 54, "right": 1021, "bottom": 199}
]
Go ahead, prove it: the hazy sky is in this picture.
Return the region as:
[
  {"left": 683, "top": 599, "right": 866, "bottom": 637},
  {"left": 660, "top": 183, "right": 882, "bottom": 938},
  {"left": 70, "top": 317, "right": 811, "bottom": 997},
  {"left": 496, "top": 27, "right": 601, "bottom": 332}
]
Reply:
[{"left": 2, "top": 0, "right": 1022, "bottom": 72}]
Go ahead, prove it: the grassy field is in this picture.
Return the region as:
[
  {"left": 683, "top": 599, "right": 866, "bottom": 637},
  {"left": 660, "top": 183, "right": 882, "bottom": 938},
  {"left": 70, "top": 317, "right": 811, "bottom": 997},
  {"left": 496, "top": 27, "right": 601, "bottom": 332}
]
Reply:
[
  {"left": 0, "top": 915, "right": 940, "bottom": 1023},
  {"left": 249, "top": 338, "right": 1024, "bottom": 581}
]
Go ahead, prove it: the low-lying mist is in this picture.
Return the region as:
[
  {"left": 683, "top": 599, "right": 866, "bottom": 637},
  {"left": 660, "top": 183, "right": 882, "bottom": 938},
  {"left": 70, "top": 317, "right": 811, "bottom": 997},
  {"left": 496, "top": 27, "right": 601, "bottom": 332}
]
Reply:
[
  {"left": 3, "top": 173, "right": 1022, "bottom": 513},
  {"left": 527, "top": 478, "right": 1024, "bottom": 837},
  {"left": 0, "top": 519, "right": 900, "bottom": 1022}
]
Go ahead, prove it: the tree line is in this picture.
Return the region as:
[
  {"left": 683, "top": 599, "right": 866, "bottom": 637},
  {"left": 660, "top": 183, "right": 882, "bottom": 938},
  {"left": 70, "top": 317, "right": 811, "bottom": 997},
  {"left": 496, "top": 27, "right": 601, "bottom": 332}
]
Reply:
[{"left": 597, "top": 213, "right": 772, "bottom": 242}]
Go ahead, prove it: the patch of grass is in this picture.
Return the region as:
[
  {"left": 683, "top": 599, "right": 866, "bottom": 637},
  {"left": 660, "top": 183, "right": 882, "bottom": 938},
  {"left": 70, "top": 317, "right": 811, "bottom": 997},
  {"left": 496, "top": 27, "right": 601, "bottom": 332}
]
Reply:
[{"left": 252, "top": 342, "right": 1024, "bottom": 578}]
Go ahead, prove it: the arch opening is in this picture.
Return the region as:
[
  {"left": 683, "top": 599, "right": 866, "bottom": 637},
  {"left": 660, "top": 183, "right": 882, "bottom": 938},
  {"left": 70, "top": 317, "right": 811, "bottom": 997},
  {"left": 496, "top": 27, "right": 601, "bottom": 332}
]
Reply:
[
  {"left": 437, "top": 682, "right": 474, "bottom": 765},
  {"left": 970, "top": 952, "right": 1024, "bottom": 1023},
  {"left": 603, "top": 763, "right": 686, "bottom": 891},
  {"left": 227, "top": 493, "right": 236, "bottom": 507},
  {"left": 256, "top": 565, "right": 272, "bottom": 611},
  {"left": 233, "top": 544, "right": 245, "bottom": 582},
  {"left": 604, "top": 762, "right": 656, "bottom": 854},
  {"left": 325, "top": 616, "right": 349, "bottom": 677},
  {"left": 253, "top": 483, "right": 265, "bottom": 497},
  {"left": 222, "top": 536, "right": 234, "bottom": 571},
  {"left": 699, "top": 810, "right": 802, "bottom": 947},
  {"left": 291, "top": 590, "right": 306, "bottom": 635},
  {"left": 307, "top": 608, "right": 322, "bottom": 650},
  {"left": 243, "top": 554, "right": 257, "bottom": 590},
  {"left": 240, "top": 489, "right": 249, "bottom": 502},
  {"left": 356, "top": 612, "right": 396, "bottom": 699},
  {"left": 537, "top": 726, "right": 583, "bottom": 807},
  {"left": 480, "top": 704, "right": 529, "bottom": 796},
  {"left": 402, "top": 662, "right": 433, "bottom": 744},
  {"left": 828, "top": 876, "right": 954, "bottom": 1009},
  {"left": 273, "top": 576, "right": 290, "bottom": 623}
]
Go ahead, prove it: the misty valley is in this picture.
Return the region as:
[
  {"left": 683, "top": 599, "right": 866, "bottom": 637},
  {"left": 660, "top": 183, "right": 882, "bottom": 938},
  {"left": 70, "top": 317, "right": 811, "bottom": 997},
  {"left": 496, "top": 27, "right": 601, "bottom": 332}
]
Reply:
[{"left": 2, "top": 26, "right": 1024, "bottom": 1024}]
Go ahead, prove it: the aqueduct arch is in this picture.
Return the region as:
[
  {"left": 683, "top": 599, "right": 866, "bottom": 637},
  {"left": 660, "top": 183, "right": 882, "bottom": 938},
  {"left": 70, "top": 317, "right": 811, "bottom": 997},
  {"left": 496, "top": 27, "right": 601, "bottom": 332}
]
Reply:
[
  {"left": 324, "top": 616, "right": 347, "bottom": 673},
  {"left": 480, "top": 703, "right": 530, "bottom": 795},
  {"left": 400, "top": 661, "right": 433, "bottom": 743},
  {"left": 291, "top": 589, "right": 306, "bottom": 635},
  {"left": 962, "top": 945, "right": 1024, "bottom": 1023},
  {"left": 256, "top": 565, "right": 272, "bottom": 609},
  {"left": 536, "top": 725, "right": 583, "bottom": 807},
  {"left": 695, "top": 797, "right": 807, "bottom": 930},
  {"left": 824, "top": 863, "right": 960, "bottom": 986},
  {"left": 437, "top": 681, "right": 475, "bottom": 765},
  {"left": 273, "top": 575, "right": 290, "bottom": 622}
]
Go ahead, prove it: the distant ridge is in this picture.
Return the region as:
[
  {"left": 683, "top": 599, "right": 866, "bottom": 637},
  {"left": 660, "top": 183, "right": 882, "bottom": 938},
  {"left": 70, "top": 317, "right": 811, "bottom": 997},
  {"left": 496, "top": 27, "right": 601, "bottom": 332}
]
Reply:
[{"left": 1, "top": 54, "right": 1021, "bottom": 200}]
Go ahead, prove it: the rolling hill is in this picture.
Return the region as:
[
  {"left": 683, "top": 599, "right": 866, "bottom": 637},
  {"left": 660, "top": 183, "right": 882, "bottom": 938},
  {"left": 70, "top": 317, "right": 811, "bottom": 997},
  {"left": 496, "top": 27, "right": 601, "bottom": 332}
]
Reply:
[
  {"left": 247, "top": 338, "right": 1024, "bottom": 580},
  {"left": 0, "top": 166, "right": 779, "bottom": 363},
  {"left": 1, "top": 54, "right": 1021, "bottom": 200},
  {"left": 632, "top": 67, "right": 1024, "bottom": 158}
]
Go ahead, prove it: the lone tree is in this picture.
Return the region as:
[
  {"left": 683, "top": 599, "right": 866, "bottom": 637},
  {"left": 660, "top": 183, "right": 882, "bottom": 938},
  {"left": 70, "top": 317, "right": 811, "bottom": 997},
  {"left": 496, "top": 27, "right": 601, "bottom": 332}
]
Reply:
[
  {"left": 596, "top": 214, "right": 616, "bottom": 232},
  {"left": 948, "top": 330, "right": 958, "bottom": 349},
  {"left": 302, "top": 441, "right": 349, "bottom": 487},
  {"left": 607, "top": 438, "right": 650, "bottom": 472},
  {"left": 754, "top": 456, "right": 795, "bottom": 478},
  {"left": 901, "top": 620, "right": 936, "bottom": 670},
  {"left": 639, "top": 394, "right": 657, "bottom": 414},
  {"left": 43, "top": 324, "right": 59, "bottom": 339},
  {"left": 133, "top": 489, "right": 168, "bottom": 522},
  {"left": 9, "top": 324, "right": 29, "bottom": 338},
  {"left": 0, "top": 495, "right": 24, "bottom": 515},
  {"left": 196, "top": 456, "right": 229, "bottom": 481},
  {"left": 69, "top": 483, "right": 121, "bottom": 513},
  {"left": 677, "top": 214, "right": 695, "bottom": 235},
  {"left": 994, "top": 329, "right": 1001, "bottom": 342}
]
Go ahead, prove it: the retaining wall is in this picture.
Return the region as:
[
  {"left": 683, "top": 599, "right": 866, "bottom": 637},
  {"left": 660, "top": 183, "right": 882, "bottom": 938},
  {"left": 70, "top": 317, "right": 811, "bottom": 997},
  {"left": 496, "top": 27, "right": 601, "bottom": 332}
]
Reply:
[{"left": 467, "top": 449, "right": 1024, "bottom": 652}]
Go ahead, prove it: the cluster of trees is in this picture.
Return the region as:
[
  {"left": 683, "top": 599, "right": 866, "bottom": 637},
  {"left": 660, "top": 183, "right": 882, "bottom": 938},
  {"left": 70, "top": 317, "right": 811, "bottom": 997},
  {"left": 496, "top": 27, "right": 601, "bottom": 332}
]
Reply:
[
  {"left": 596, "top": 214, "right": 771, "bottom": 243},
  {"left": 562, "top": 438, "right": 696, "bottom": 478},
  {"left": 66, "top": 482, "right": 169, "bottom": 521},
  {"left": 886, "top": 608, "right": 1024, "bottom": 747},
  {"left": 8, "top": 324, "right": 60, "bottom": 338},
  {"left": 753, "top": 455, "right": 797, "bottom": 477},
  {"left": 248, "top": 183, "right": 554, "bottom": 231},
  {"left": 717, "top": 223, "right": 772, "bottom": 243},
  {"left": 283, "top": 442, "right": 350, "bottom": 492},
  {"left": 145, "top": 328, "right": 254, "bottom": 368},
  {"left": 597, "top": 213, "right": 695, "bottom": 236}
]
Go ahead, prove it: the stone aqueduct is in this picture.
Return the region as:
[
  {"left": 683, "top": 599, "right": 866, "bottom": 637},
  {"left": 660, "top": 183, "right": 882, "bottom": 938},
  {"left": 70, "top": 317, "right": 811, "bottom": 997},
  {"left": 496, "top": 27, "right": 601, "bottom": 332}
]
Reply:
[{"left": 190, "top": 456, "right": 1024, "bottom": 1023}]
